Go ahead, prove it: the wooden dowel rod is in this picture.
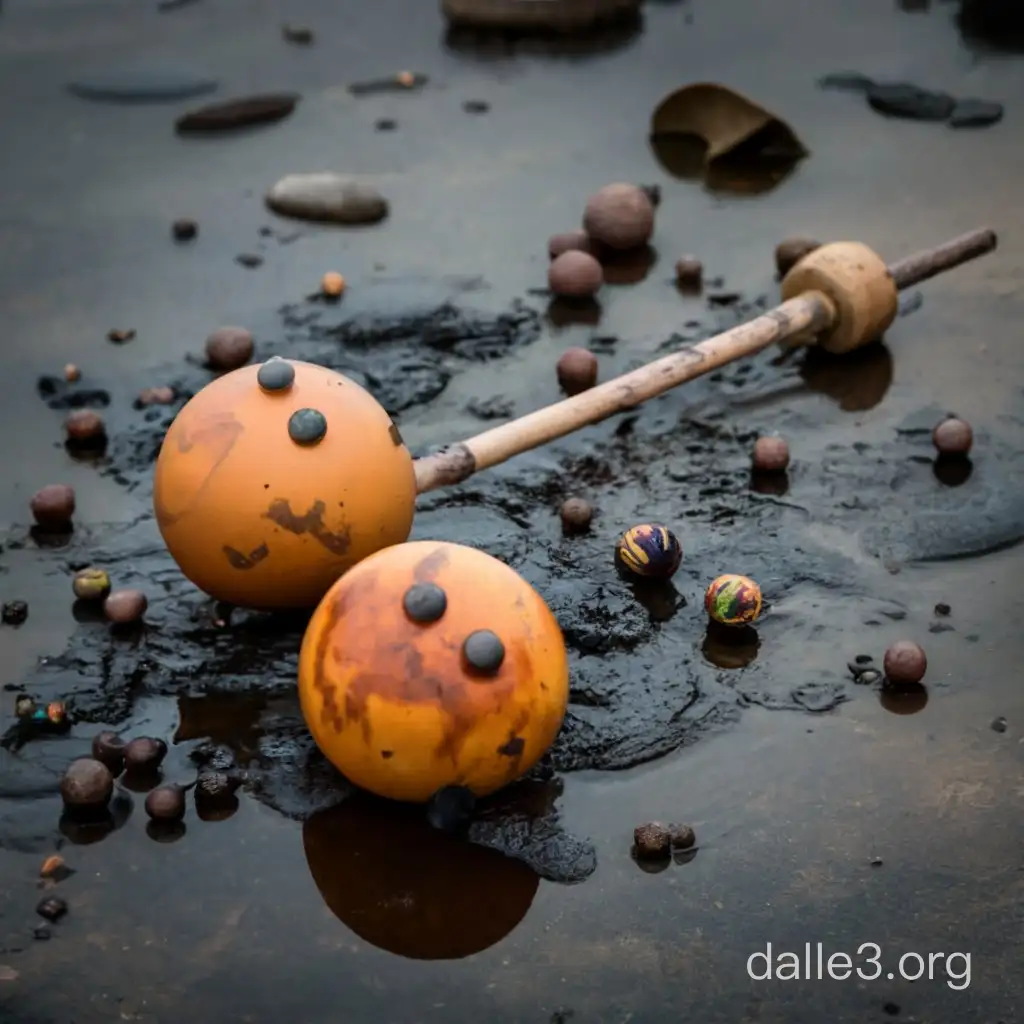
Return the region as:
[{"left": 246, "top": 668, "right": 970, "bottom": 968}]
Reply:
[{"left": 413, "top": 228, "right": 997, "bottom": 495}]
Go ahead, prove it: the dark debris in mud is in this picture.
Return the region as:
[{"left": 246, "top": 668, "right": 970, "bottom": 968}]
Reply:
[{"left": 6, "top": 294, "right": 1024, "bottom": 883}]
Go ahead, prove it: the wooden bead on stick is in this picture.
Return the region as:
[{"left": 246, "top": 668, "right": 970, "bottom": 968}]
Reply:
[{"left": 779, "top": 241, "right": 899, "bottom": 354}]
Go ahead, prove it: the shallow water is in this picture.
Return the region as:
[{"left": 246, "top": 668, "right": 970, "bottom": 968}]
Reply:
[{"left": 1, "top": 0, "right": 1023, "bottom": 1021}]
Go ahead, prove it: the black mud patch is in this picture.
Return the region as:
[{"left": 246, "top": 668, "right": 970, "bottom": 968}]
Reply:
[{"left": 8, "top": 294, "right": 1024, "bottom": 883}]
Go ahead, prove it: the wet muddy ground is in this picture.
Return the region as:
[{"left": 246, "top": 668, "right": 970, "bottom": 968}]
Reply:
[{"left": 2, "top": 0, "right": 1024, "bottom": 1021}]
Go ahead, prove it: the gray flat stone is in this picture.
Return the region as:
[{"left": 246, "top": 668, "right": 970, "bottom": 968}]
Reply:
[
  {"left": 66, "top": 66, "right": 219, "bottom": 104},
  {"left": 265, "top": 173, "right": 388, "bottom": 225}
]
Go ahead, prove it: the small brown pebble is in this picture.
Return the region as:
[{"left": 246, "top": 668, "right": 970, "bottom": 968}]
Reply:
[
  {"left": 63, "top": 363, "right": 80, "bottom": 382},
  {"left": 321, "top": 271, "right": 346, "bottom": 297},
  {"left": 991, "top": 716, "right": 1007, "bottom": 733},
  {"left": 668, "top": 823, "right": 696, "bottom": 850},
  {"left": 674, "top": 256, "right": 703, "bottom": 289},
  {"left": 103, "top": 588, "right": 147, "bottom": 625},
  {"left": 560, "top": 497, "right": 593, "bottom": 534},
  {"left": 205, "top": 326, "right": 254, "bottom": 371},
  {"left": 583, "top": 183, "right": 655, "bottom": 250},
  {"left": 752, "top": 436, "right": 790, "bottom": 473},
  {"left": 633, "top": 822, "right": 671, "bottom": 860},
  {"left": 932, "top": 416, "right": 972, "bottom": 456},
  {"left": 91, "top": 731, "right": 127, "bottom": 774},
  {"left": 145, "top": 784, "right": 186, "bottom": 822},
  {"left": 172, "top": 218, "right": 197, "bottom": 241},
  {"left": 548, "top": 231, "right": 593, "bottom": 260},
  {"left": 40, "top": 855, "right": 69, "bottom": 880},
  {"left": 774, "top": 237, "right": 821, "bottom": 277},
  {"left": 137, "top": 386, "right": 176, "bottom": 406},
  {"left": 30, "top": 484, "right": 76, "bottom": 530},
  {"left": 282, "top": 24, "right": 314, "bottom": 43},
  {"left": 548, "top": 250, "right": 603, "bottom": 298},
  {"left": 235, "top": 253, "right": 263, "bottom": 268},
  {"left": 556, "top": 347, "right": 598, "bottom": 396},
  {"left": 124, "top": 736, "right": 168, "bottom": 774},
  {"left": 107, "top": 328, "right": 136, "bottom": 344},
  {"left": 883, "top": 640, "right": 927, "bottom": 686},
  {"left": 934, "top": 602, "right": 951, "bottom": 616},
  {"left": 36, "top": 896, "right": 68, "bottom": 923},
  {"left": 64, "top": 409, "right": 106, "bottom": 445},
  {"left": 2, "top": 601, "right": 28, "bottom": 625},
  {"left": 73, "top": 567, "right": 111, "bottom": 602},
  {"left": 195, "top": 771, "right": 241, "bottom": 804},
  {"left": 374, "top": 118, "right": 397, "bottom": 131},
  {"left": 60, "top": 758, "right": 114, "bottom": 811}
]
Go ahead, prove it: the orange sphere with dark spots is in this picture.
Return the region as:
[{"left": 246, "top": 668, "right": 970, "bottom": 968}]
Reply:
[
  {"left": 153, "top": 359, "right": 416, "bottom": 609},
  {"left": 298, "top": 541, "right": 570, "bottom": 803}
]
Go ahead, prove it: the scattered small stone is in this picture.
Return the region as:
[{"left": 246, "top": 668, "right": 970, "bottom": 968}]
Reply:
[
  {"left": 556, "top": 347, "right": 599, "bottom": 395},
  {"left": 866, "top": 82, "right": 955, "bottom": 121},
  {"left": 674, "top": 256, "right": 703, "bottom": 289},
  {"left": 933, "top": 416, "right": 972, "bottom": 455},
  {"left": 137, "top": 386, "right": 176, "bottom": 406},
  {"left": 40, "top": 855, "right": 73, "bottom": 882},
  {"left": 282, "top": 24, "right": 314, "bottom": 44},
  {"left": 883, "top": 640, "right": 927, "bottom": 686},
  {"left": 35, "top": 897, "right": 67, "bottom": 923},
  {"left": 548, "top": 231, "right": 594, "bottom": 260},
  {"left": 235, "top": 253, "right": 263, "bottom": 268},
  {"left": 91, "top": 731, "right": 127, "bottom": 774},
  {"left": 265, "top": 173, "right": 389, "bottom": 225},
  {"left": 560, "top": 497, "right": 593, "bottom": 534},
  {"left": 668, "top": 823, "right": 696, "bottom": 850},
  {"left": 145, "top": 784, "right": 187, "bottom": 822},
  {"left": 205, "top": 326, "right": 254, "bottom": 371},
  {"left": 991, "top": 716, "right": 1007, "bottom": 733},
  {"left": 752, "top": 436, "right": 790, "bottom": 473},
  {"left": 194, "top": 771, "right": 240, "bottom": 805},
  {"left": 73, "top": 568, "right": 111, "bottom": 602},
  {"left": 1, "top": 601, "right": 28, "bottom": 625},
  {"left": 463, "top": 99, "right": 489, "bottom": 113},
  {"left": 928, "top": 621, "right": 954, "bottom": 634},
  {"left": 33, "top": 926, "right": 51, "bottom": 941},
  {"left": 107, "top": 328, "right": 136, "bottom": 343},
  {"left": 175, "top": 93, "right": 300, "bottom": 133},
  {"left": 949, "top": 99, "right": 1003, "bottom": 128},
  {"left": 858, "top": 669, "right": 881, "bottom": 685},
  {"left": 63, "top": 363, "right": 80, "bottom": 382},
  {"left": 66, "top": 67, "right": 218, "bottom": 103},
  {"left": 548, "top": 250, "right": 603, "bottom": 298},
  {"left": 30, "top": 484, "right": 76, "bottom": 530},
  {"left": 855, "top": 653, "right": 874, "bottom": 664},
  {"left": 774, "top": 237, "right": 820, "bottom": 276},
  {"left": 870, "top": 857, "right": 883, "bottom": 867},
  {"left": 583, "top": 183, "right": 655, "bottom": 251},
  {"left": 104, "top": 588, "right": 148, "bottom": 625},
  {"left": 321, "top": 271, "right": 346, "bottom": 297},
  {"left": 60, "top": 758, "right": 114, "bottom": 812},
  {"left": 374, "top": 118, "right": 397, "bottom": 131},
  {"left": 124, "top": 736, "right": 168, "bottom": 774},
  {"left": 65, "top": 409, "right": 106, "bottom": 446},
  {"left": 633, "top": 822, "right": 671, "bottom": 860},
  {"left": 818, "top": 71, "right": 876, "bottom": 92},
  {"left": 172, "top": 218, "right": 197, "bottom": 240},
  {"left": 934, "top": 602, "right": 951, "bottom": 616}
]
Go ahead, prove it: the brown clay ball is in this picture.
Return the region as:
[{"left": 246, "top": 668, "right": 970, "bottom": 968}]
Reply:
[
  {"left": 560, "top": 497, "right": 593, "bottom": 534},
  {"left": 30, "top": 484, "right": 76, "bottom": 530},
  {"left": 124, "top": 736, "right": 168, "bottom": 774},
  {"left": 932, "top": 417, "right": 973, "bottom": 456},
  {"left": 73, "top": 567, "right": 112, "bottom": 601},
  {"left": 63, "top": 363, "right": 81, "bottom": 382},
  {"left": 548, "top": 250, "right": 603, "bottom": 298},
  {"left": 752, "top": 436, "right": 790, "bottom": 473},
  {"left": 65, "top": 409, "right": 106, "bottom": 445},
  {"left": 548, "top": 231, "right": 594, "bottom": 259},
  {"left": 145, "top": 784, "right": 187, "bottom": 822},
  {"left": 205, "top": 326, "right": 254, "bottom": 371},
  {"left": 583, "top": 183, "right": 655, "bottom": 250},
  {"left": 60, "top": 758, "right": 114, "bottom": 811},
  {"left": 883, "top": 640, "right": 927, "bottom": 686},
  {"left": 674, "top": 257, "right": 703, "bottom": 289},
  {"left": 137, "top": 386, "right": 176, "bottom": 406},
  {"left": 103, "top": 588, "right": 148, "bottom": 625},
  {"left": 91, "top": 731, "right": 127, "bottom": 775},
  {"left": 775, "top": 237, "right": 821, "bottom": 277},
  {"left": 633, "top": 822, "right": 671, "bottom": 860},
  {"left": 195, "top": 771, "right": 241, "bottom": 806},
  {"left": 556, "top": 347, "right": 598, "bottom": 396},
  {"left": 668, "top": 822, "right": 696, "bottom": 850}
]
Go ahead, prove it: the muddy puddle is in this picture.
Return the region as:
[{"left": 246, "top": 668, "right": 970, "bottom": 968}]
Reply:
[{"left": 2, "top": 0, "right": 1024, "bottom": 1021}]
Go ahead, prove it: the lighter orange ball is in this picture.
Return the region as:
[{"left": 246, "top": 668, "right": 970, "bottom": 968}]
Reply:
[
  {"left": 321, "top": 271, "right": 346, "bottom": 297},
  {"left": 298, "top": 540, "right": 570, "bottom": 803}
]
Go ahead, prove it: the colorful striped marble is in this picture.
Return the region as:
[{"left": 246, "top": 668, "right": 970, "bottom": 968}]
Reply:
[
  {"left": 614, "top": 523, "right": 682, "bottom": 581},
  {"left": 704, "top": 574, "right": 762, "bottom": 626}
]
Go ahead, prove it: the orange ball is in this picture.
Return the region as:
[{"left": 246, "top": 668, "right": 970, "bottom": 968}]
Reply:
[
  {"left": 298, "top": 540, "right": 569, "bottom": 803},
  {"left": 153, "top": 359, "right": 416, "bottom": 609},
  {"left": 321, "top": 271, "right": 346, "bottom": 297}
]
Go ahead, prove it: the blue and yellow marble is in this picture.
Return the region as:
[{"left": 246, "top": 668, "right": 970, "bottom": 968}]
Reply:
[{"left": 614, "top": 524, "right": 683, "bottom": 581}]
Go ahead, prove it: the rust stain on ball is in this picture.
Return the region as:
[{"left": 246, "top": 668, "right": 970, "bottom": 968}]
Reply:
[{"left": 298, "top": 541, "right": 569, "bottom": 803}]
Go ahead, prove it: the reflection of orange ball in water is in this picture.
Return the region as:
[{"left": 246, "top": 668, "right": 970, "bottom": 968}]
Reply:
[
  {"left": 303, "top": 797, "right": 539, "bottom": 960},
  {"left": 298, "top": 541, "right": 569, "bottom": 803},
  {"left": 153, "top": 359, "right": 416, "bottom": 609}
]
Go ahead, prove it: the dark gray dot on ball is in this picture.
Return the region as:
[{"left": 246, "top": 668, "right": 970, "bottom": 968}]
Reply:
[
  {"left": 462, "top": 629, "right": 505, "bottom": 676},
  {"left": 288, "top": 408, "right": 327, "bottom": 445},
  {"left": 257, "top": 358, "right": 295, "bottom": 392},
  {"left": 403, "top": 582, "right": 447, "bottom": 623}
]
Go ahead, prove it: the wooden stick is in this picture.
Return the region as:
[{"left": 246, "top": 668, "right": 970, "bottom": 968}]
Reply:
[{"left": 414, "top": 228, "right": 997, "bottom": 494}]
